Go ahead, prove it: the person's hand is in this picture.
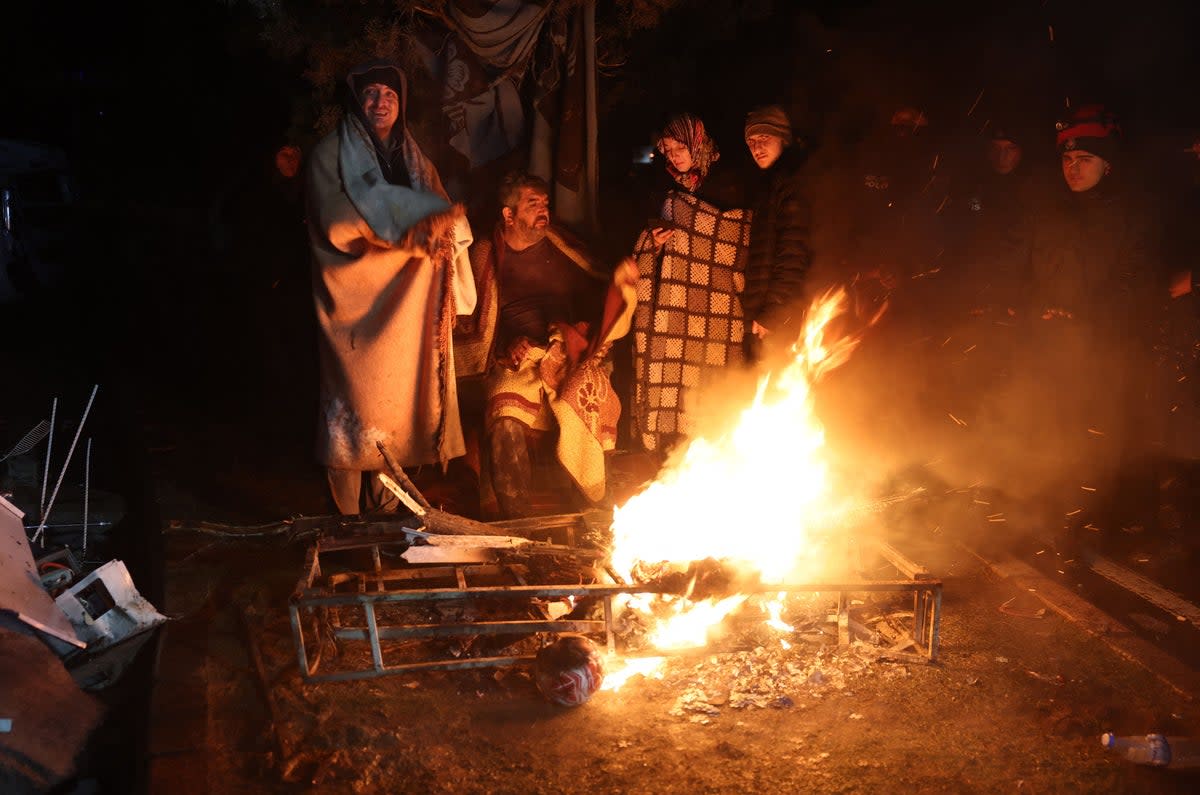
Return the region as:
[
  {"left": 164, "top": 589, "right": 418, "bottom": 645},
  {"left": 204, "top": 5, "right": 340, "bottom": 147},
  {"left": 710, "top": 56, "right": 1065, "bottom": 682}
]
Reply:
[
  {"left": 505, "top": 336, "right": 534, "bottom": 367},
  {"left": 1170, "top": 269, "right": 1192, "bottom": 299},
  {"left": 751, "top": 320, "right": 770, "bottom": 338},
  {"left": 613, "top": 257, "right": 639, "bottom": 289},
  {"left": 651, "top": 227, "right": 674, "bottom": 248}
]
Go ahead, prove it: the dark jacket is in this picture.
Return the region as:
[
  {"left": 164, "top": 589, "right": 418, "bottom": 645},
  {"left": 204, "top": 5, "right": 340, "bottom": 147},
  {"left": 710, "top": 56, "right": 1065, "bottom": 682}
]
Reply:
[
  {"left": 1025, "top": 183, "right": 1160, "bottom": 346},
  {"left": 743, "top": 146, "right": 811, "bottom": 331},
  {"left": 1019, "top": 180, "right": 1165, "bottom": 466},
  {"left": 946, "top": 165, "right": 1042, "bottom": 313}
]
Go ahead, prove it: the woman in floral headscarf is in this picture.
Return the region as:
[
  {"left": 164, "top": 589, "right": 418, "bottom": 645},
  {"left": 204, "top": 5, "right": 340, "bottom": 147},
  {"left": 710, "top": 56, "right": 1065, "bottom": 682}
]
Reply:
[
  {"left": 652, "top": 113, "right": 745, "bottom": 206},
  {"left": 629, "top": 113, "right": 753, "bottom": 455}
]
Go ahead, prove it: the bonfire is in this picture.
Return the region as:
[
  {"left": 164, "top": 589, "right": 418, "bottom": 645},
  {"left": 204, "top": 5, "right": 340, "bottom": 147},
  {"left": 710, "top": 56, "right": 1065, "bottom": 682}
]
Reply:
[{"left": 603, "top": 287, "right": 883, "bottom": 686}]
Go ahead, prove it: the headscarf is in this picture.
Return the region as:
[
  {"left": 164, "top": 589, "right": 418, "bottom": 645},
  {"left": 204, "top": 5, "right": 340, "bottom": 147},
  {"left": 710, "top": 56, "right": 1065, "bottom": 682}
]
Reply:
[{"left": 655, "top": 113, "right": 720, "bottom": 193}]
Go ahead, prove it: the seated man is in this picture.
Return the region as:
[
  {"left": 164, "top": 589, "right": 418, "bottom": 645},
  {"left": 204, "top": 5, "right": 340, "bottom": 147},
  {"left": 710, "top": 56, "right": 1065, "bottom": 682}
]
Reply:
[{"left": 466, "top": 171, "right": 636, "bottom": 518}]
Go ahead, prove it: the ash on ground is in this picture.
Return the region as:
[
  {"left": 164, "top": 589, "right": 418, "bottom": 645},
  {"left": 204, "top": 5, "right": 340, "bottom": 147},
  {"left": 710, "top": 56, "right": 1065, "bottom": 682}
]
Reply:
[
  {"left": 613, "top": 592, "right": 919, "bottom": 723},
  {"left": 663, "top": 643, "right": 910, "bottom": 724}
]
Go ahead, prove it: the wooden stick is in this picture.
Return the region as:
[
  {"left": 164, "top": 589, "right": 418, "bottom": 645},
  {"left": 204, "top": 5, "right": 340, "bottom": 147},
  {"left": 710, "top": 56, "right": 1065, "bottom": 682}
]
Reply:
[
  {"left": 373, "top": 472, "right": 525, "bottom": 537},
  {"left": 240, "top": 608, "right": 297, "bottom": 776},
  {"left": 375, "top": 441, "right": 433, "bottom": 511},
  {"left": 377, "top": 473, "right": 427, "bottom": 517}
]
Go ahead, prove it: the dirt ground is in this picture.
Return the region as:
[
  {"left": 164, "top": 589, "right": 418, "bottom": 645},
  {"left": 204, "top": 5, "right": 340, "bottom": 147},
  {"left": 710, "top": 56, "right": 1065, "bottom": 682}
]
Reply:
[{"left": 148, "top": 466, "right": 1200, "bottom": 795}]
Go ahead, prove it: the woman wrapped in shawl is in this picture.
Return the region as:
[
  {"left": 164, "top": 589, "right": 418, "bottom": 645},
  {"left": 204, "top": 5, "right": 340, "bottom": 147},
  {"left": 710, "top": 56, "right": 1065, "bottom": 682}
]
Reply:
[
  {"left": 305, "top": 61, "right": 476, "bottom": 514},
  {"left": 630, "top": 113, "right": 752, "bottom": 453}
]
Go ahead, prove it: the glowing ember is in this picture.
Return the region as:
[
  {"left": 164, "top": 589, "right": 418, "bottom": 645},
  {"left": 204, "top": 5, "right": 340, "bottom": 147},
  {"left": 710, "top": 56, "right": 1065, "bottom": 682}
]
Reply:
[
  {"left": 599, "top": 656, "right": 667, "bottom": 691},
  {"left": 606, "top": 287, "right": 876, "bottom": 665}
]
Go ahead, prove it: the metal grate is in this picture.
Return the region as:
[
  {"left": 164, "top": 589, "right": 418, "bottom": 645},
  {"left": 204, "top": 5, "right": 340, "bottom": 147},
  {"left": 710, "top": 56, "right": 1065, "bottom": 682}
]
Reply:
[{"left": 289, "top": 517, "right": 942, "bottom": 682}]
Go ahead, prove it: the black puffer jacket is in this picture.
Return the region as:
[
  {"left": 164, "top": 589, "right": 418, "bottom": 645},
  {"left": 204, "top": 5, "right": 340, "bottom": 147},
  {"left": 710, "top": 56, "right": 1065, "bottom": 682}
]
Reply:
[{"left": 743, "top": 146, "right": 811, "bottom": 333}]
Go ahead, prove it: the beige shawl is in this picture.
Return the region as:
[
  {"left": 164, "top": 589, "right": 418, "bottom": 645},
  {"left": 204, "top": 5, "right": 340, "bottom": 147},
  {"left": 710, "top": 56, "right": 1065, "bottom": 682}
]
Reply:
[{"left": 306, "top": 113, "right": 476, "bottom": 470}]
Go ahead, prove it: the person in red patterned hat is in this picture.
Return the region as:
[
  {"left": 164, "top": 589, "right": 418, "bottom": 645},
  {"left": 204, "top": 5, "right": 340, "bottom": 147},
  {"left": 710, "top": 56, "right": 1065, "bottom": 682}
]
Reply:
[
  {"left": 1012, "top": 104, "right": 1166, "bottom": 542},
  {"left": 1055, "top": 104, "right": 1121, "bottom": 194}
]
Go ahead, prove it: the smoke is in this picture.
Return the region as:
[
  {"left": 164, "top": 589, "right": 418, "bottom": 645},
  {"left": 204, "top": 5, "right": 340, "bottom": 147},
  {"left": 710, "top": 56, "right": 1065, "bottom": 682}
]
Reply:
[
  {"left": 607, "top": 0, "right": 1198, "bottom": 560},
  {"left": 805, "top": 236, "right": 1172, "bottom": 565}
]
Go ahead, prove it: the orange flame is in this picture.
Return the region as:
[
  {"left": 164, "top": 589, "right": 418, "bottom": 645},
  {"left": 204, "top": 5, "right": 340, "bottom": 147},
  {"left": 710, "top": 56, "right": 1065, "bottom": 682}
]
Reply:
[{"left": 607, "top": 287, "right": 873, "bottom": 660}]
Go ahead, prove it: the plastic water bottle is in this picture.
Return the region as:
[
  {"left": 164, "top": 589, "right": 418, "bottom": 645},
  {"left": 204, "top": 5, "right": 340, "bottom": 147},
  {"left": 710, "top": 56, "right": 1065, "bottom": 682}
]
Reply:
[{"left": 1100, "top": 733, "right": 1200, "bottom": 768}]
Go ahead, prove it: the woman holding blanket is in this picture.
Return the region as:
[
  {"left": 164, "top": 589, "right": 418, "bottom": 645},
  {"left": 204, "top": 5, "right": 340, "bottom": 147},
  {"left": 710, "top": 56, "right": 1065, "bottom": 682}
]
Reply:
[{"left": 630, "top": 113, "right": 752, "bottom": 454}]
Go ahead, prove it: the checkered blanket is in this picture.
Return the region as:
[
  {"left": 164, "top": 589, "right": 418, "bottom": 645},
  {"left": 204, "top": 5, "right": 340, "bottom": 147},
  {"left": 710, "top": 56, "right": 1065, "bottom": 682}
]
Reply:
[{"left": 631, "top": 191, "right": 752, "bottom": 451}]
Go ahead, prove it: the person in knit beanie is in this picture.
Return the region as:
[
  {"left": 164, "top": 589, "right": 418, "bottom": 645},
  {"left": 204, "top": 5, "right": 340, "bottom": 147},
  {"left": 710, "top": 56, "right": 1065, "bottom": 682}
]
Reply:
[
  {"left": 1056, "top": 104, "right": 1121, "bottom": 192},
  {"left": 744, "top": 104, "right": 794, "bottom": 170},
  {"left": 741, "top": 104, "right": 811, "bottom": 364}
]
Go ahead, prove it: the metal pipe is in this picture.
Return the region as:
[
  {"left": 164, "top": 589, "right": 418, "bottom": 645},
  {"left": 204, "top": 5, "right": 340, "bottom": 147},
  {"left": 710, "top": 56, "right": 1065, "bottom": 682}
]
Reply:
[
  {"left": 930, "top": 585, "right": 943, "bottom": 661},
  {"left": 604, "top": 595, "right": 615, "bottom": 654},
  {"left": 364, "top": 602, "right": 383, "bottom": 671},
  {"left": 288, "top": 603, "right": 313, "bottom": 677},
  {"left": 40, "top": 397, "right": 56, "bottom": 521},
  {"left": 82, "top": 438, "right": 91, "bottom": 555},
  {"left": 332, "top": 619, "right": 606, "bottom": 641},
  {"left": 583, "top": 0, "right": 598, "bottom": 233},
  {"left": 33, "top": 385, "right": 98, "bottom": 545},
  {"left": 296, "top": 579, "right": 942, "bottom": 608}
]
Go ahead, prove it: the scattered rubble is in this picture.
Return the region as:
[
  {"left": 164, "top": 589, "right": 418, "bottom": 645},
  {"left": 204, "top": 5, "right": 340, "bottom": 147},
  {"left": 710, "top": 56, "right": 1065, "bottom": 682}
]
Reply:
[{"left": 665, "top": 642, "right": 909, "bottom": 723}]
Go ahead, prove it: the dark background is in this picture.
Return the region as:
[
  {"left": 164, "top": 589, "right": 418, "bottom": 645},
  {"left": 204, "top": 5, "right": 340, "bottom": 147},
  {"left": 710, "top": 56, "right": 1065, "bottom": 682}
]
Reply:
[{"left": 5, "top": 0, "right": 1200, "bottom": 217}]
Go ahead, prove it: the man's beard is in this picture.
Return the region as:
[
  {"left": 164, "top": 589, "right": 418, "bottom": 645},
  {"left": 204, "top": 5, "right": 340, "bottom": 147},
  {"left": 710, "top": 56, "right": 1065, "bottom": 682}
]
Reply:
[{"left": 519, "top": 220, "right": 549, "bottom": 242}]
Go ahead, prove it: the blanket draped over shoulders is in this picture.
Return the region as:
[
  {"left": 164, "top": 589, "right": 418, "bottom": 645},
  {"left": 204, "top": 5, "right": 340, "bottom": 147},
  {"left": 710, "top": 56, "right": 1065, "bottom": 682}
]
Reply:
[{"left": 307, "top": 112, "right": 476, "bottom": 471}]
